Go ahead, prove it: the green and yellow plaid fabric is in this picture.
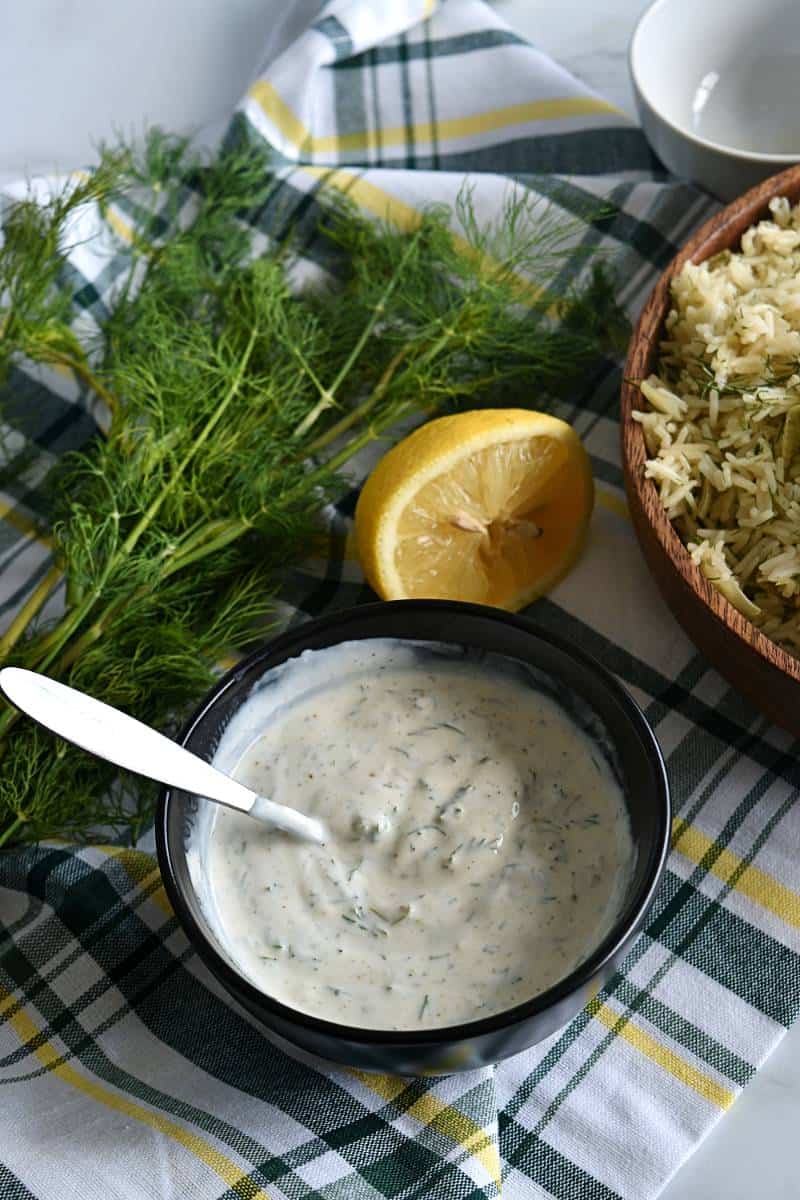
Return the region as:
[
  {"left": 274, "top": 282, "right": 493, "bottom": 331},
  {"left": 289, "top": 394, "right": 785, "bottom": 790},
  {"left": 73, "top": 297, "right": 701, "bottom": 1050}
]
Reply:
[{"left": 2, "top": 2, "right": 799, "bottom": 1197}]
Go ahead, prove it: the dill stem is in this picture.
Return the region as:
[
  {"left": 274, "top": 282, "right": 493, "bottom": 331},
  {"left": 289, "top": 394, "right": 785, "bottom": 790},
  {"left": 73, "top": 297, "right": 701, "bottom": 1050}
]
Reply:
[
  {"left": 312, "top": 401, "right": 426, "bottom": 480},
  {"left": 405, "top": 319, "right": 463, "bottom": 376},
  {"left": 305, "top": 396, "right": 373, "bottom": 456},
  {"left": 306, "top": 320, "right": 461, "bottom": 464},
  {"left": 335, "top": 397, "right": 435, "bottom": 469},
  {"left": 0, "top": 564, "right": 63, "bottom": 661},
  {"left": 56, "top": 618, "right": 105, "bottom": 671},
  {"left": 0, "top": 814, "right": 25, "bottom": 849},
  {"left": 292, "top": 234, "right": 422, "bottom": 441},
  {"left": 305, "top": 346, "right": 410, "bottom": 456},
  {"left": 24, "top": 616, "right": 68, "bottom": 660},
  {"left": 158, "top": 518, "right": 234, "bottom": 569},
  {"left": 285, "top": 343, "right": 334, "bottom": 436},
  {"left": 47, "top": 353, "right": 119, "bottom": 417},
  {"left": 304, "top": 333, "right": 460, "bottom": 481},
  {"left": 162, "top": 523, "right": 245, "bottom": 574}
]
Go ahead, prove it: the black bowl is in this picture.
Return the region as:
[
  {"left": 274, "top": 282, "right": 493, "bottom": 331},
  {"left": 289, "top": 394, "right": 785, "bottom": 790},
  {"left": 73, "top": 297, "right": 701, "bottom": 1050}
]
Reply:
[{"left": 156, "top": 600, "right": 670, "bottom": 1074}]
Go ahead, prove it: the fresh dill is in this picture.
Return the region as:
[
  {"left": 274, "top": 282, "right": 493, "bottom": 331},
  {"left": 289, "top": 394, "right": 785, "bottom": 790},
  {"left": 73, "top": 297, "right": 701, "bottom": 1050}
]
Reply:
[{"left": 0, "top": 130, "right": 624, "bottom": 847}]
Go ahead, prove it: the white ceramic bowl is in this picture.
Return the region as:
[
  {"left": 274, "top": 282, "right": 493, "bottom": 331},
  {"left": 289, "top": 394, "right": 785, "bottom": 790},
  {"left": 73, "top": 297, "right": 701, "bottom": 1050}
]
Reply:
[{"left": 630, "top": 0, "right": 800, "bottom": 200}]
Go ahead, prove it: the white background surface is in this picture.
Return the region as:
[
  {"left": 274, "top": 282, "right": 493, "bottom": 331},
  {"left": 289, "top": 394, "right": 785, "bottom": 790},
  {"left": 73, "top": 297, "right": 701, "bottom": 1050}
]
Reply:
[{"left": 1, "top": 1, "right": 798, "bottom": 1197}]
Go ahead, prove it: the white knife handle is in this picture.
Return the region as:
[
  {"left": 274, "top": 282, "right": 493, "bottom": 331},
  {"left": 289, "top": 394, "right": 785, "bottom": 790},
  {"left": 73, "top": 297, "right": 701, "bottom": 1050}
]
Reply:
[
  {"left": 0, "top": 667, "right": 258, "bottom": 811},
  {"left": 0, "top": 668, "right": 326, "bottom": 843}
]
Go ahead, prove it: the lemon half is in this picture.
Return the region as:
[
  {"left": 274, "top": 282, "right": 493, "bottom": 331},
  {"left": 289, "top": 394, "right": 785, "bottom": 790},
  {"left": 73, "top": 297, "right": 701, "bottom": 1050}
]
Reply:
[{"left": 355, "top": 409, "right": 594, "bottom": 610}]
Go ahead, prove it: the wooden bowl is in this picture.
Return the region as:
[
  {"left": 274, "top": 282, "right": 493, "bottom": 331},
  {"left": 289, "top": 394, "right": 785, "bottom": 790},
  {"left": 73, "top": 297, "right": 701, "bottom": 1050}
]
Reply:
[{"left": 620, "top": 164, "right": 800, "bottom": 735}]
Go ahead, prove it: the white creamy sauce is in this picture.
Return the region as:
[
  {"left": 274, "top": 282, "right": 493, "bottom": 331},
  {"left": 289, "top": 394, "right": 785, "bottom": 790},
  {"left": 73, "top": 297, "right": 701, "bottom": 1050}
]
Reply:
[{"left": 201, "top": 641, "right": 633, "bottom": 1031}]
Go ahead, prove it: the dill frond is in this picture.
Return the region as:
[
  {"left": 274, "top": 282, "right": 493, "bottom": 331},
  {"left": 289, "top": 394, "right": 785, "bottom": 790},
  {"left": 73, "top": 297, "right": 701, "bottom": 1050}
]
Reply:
[{"left": 0, "top": 130, "right": 626, "bottom": 847}]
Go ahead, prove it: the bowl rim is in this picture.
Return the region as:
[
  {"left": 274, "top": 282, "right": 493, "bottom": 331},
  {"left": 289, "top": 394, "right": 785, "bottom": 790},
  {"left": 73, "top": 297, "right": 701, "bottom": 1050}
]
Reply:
[
  {"left": 629, "top": 0, "right": 800, "bottom": 165},
  {"left": 156, "top": 598, "right": 671, "bottom": 1048},
  {"left": 620, "top": 162, "right": 800, "bottom": 691}
]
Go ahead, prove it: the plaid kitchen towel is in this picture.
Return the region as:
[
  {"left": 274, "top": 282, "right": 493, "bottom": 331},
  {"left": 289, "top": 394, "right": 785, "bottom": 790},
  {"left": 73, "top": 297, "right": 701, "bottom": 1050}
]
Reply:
[{"left": 2, "top": 2, "right": 799, "bottom": 1198}]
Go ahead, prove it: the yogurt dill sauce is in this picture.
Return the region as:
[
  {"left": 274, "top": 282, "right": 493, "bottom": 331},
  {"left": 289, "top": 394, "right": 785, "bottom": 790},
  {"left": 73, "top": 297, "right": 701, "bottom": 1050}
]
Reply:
[{"left": 201, "top": 640, "right": 634, "bottom": 1031}]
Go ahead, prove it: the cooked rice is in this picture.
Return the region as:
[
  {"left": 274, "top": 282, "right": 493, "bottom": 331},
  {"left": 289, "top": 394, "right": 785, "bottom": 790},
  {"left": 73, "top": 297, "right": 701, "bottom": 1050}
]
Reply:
[{"left": 633, "top": 196, "right": 800, "bottom": 655}]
